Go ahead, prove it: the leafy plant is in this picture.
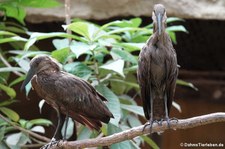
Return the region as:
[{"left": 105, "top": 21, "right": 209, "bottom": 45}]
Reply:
[{"left": 0, "top": 1, "right": 195, "bottom": 148}]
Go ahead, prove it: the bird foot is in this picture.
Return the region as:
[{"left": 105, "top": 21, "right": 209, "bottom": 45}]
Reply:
[
  {"left": 41, "top": 138, "right": 61, "bottom": 149},
  {"left": 161, "top": 117, "right": 178, "bottom": 128},
  {"left": 142, "top": 119, "right": 161, "bottom": 133}
]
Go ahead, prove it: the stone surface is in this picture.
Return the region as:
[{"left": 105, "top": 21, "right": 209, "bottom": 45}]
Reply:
[{"left": 25, "top": 0, "right": 225, "bottom": 23}]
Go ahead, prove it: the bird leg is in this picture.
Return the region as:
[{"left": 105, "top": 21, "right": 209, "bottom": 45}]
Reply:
[
  {"left": 142, "top": 92, "right": 160, "bottom": 133},
  {"left": 163, "top": 94, "right": 178, "bottom": 128},
  {"left": 41, "top": 107, "right": 61, "bottom": 149},
  {"left": 63, "top": 111, "right": 69, "bottom": 141}
]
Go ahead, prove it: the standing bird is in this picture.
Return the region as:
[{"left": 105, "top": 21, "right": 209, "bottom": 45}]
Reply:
[
  {"left": 21, "top": 55, "right": 114, "bottom": 147},
  {"left": 137, "top": 4, "right": 178, "bottom": 130}
]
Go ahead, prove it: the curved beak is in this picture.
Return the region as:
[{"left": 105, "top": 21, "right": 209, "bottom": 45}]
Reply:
[
  {"left": 20, "top": 67, "right": 35, "bottom": 91},
  {"left": 157, "top": 13, "right": 162, "bottom": 35}
]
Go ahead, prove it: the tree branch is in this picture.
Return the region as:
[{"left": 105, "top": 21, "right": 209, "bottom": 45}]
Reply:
[{"left": 50, "top": 112, "right": 225, "bottom": 149}]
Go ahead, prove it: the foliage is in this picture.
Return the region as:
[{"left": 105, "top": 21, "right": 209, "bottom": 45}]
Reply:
[{"left": 0, "top": 1, "right": 195, "bottom": 148}]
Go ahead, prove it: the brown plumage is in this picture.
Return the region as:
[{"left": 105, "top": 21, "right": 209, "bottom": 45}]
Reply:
[
  {"left": 137, "top": 4, "right": 178, "bottom": 128},
  {"left": 21, "top": 55, "right": 113, "bottom": 139}
]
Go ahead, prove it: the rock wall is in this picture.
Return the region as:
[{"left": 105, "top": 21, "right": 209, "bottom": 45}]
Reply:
[{"left": 26, "top": 0, "right": 225, "bottom": 23}]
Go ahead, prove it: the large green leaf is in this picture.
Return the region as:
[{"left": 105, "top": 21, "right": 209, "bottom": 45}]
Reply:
[
  {"left": 110, "top": 48, "right": 137, "bottom": 64},
  {"left": 29, "top": 118, "right": 52, "bottom": 126},
  {"left": 24, "top": 32, "right": 79, "bottom": 51},
  {"left": 63, "top": 62, "right": 92, "bottom": 80},
  {"left": 0, "top": 31, "right": 17, "bottom": 36},
  {"left": 0, "top": 107, "right": 19, "bottom": 122},
  {"left": 52, "top": 38, "right": 69, "bottom": 50},
  {"left": 70, "top": 41, "right": 93, "bottom": 58},
  {"left": 0, "top": 5, "right": 26, "bottom": 24},
  {"left": 63, "top": 22, "right": 104, "bottom": 42},
  {"left": 100, "top": 59, "right": 125, "bottom": 77},
  {"left": 51, "top": 48, "right": 70, "bottom": 63},
  {"left": 6, "top": 132, "right": 31, "bottom": 147},
  {"left": 176, "top": 79, "right": 198, "bottom": 91},
  {"left": 0, "top": 36, "right": 27, "bottom": 44},
  {"left": 0, "top": 67, "right": 26, "bottom": 73},
  {"left": 113, "top": 43, "right": 144, "bottom": 52},
  {"left": 95, "top": 85, "right": 121, "bottom": 126},
  {"left": 77, "top": 126, "right": 92, "bottom": 140},
  {"left": 166, "top": 25, "right": 188, "bottom": 33},
  {"left": 0, "top": 84, "right": 16, "bottom": 99},
  {"left": 120, "top": 104, "right": 144, "bottom": 117}
]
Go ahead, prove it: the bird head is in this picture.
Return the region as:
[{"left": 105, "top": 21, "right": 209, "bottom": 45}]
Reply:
[
  {"left": 152, "top": 4, "right": 167, "bottom": 35},
  {"left": 20, "top": 55, "right": 60, "bottom": 91}
]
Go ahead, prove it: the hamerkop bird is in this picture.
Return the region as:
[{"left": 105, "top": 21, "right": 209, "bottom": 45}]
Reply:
[
  {"left": 21, "top": 55, "right": 114, "bottom": 146},
  {"left": 137, "top": 4, "right": 178, "bottom": 131}
]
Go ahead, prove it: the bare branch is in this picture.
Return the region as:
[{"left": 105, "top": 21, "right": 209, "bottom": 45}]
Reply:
[{"left": 50, "top": 112, "right": 225, "bottom": 149}]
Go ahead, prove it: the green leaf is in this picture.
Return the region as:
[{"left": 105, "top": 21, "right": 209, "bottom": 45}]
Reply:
[
  {"left": 77, "top": 126, "right": 92, "bottom": 140},
  {"left": 51, "top": 48, "right": 70, "bottom": 63},
  {"left": 9, "top": 76, "right": 25, "bottom": 87},
  {"left": 0, "top": 126, "right": 6, "bottom": 141},
  {"left": 141, "top": 135, "right": 160, "bottom": 149},
  {"left": 6, "top": 132, "right": 31, "bottom": 147},
  {"left": 114, "top": 43, "right": 144, "bottom": 52},
  {"left": 0, "top": 36, "right": 27, "bottom": 44},
  {"left": 1, "top": 5, "right": 26, "bottom": 24},
  {"left": 29, "top": 118, "right": 52, "bottom": 126},
  {"left": 24, "top": 32, "right": 78, "bottom": 51},
  {"left": 127, "top": 115, "right": 142, "bottom": 127},
  {"left": 108, "top": 123, "right": 132, "bottom": 149},
  {"left": 0, "top": 83, "right": 16, "bottom": 99},
  {"left": 176, "top": 79, "right": 198, "bottom": 91},
  {"left": 13, "top": 57, "right": 30, "bottom": 72},
  {"left": 0, "top": 31, "right": 17, "bottom": 36},
  {"left": 0, "top": 107, "right": 19, "bottom": 122},
  {"left": 95, "top": 85, "right": 121, "bottom": 126},
  {"left": 31, "top": 126, "right": 45, "bottom": 133},
  {"left": 0, "top": 100, "right": 17, "bottom": 107},
  {"left": 166, "top": 17, "right": 185, "bottom": 24},
  {"left": 63, "top": 62, "right": 92, "bottom": 80},
  {"left": 52, "top": 38, "right": 69, "bottom": 50},
  {"left": 110, "top": 48, "right": 137, "bottom": 64},
  {"left": 70, "top": 41, "right": 93, "bottom": 58},
  {"left": 100, "top": 59, "right": 125, "bottom": 77},
  {"left": 166, "top": 25, "right": 187, "bottom": 33},
  {"left": 167, "top": 31, "right": 177, "bottom": 44},
  {"left": 63, "top": 22, "right": 102, "bottom": 42},
  {"left": 120, "top": 104, "right": 144, "bottom": 117},
  {"left": 0, "top": 67, "right": 26, "bottom": 73}
]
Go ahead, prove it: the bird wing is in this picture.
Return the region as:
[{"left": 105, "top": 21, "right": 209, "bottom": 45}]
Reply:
[
  {"left": 165, "top": 46, "right": 178, "bottom": 114},
  {"left": 137, "top": 44, "right": 153, "bottom": 120},
  {"left": 54, "top": 72, "right": 113, "bottom": 123}
]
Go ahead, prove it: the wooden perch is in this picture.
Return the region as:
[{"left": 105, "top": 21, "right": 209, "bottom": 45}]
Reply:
[{"left": 51, "top": 112, "right": 225, "bottom": 149}]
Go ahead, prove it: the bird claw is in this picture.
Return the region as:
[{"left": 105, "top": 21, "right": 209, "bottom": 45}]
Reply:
[
  {"left": 41, "top": 138, "right": 61, "bottom": 149},
  {"left": 162, "top": 117, "right": 178, "bottom": 128},
  {"left": 142, "top": 119, "right": 161, "bottom": 133}
]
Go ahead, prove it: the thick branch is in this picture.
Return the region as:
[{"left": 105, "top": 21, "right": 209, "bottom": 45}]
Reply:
[{"left": 51, "top": 112, "right": 225, "bottom": 149}]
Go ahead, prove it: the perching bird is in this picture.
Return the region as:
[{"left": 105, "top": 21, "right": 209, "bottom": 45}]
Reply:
[
  {"left": 137, "top": 4, "right": 178, "bottom": 130},
  {"left": 21, "top": 55, "right": 114, "bottom": 147}
]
